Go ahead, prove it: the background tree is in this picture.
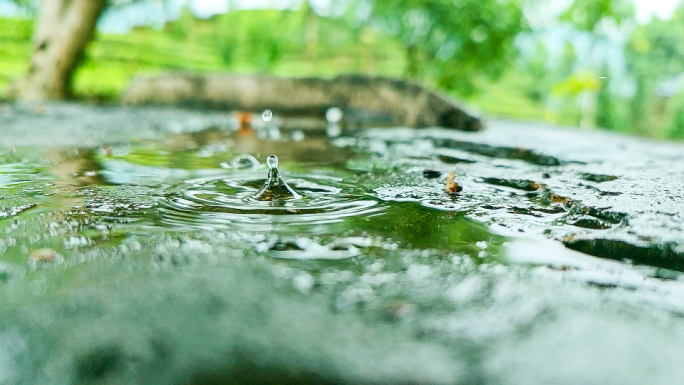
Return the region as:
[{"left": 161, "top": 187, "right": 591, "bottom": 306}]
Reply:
[
  {"left": 625, "top": 3, "right": 684, "bottom": 135},
  {"left": 560, "top": 0, "right": 633, "bottom": 34},
  {"left": 524, "top": 41, "right": 550, "bottom": 102},
  {"left": 14, "top": 0, "right": 107, "bottom": 101},
  {"left": 13, "top": 0, "right": 526, "bottom": 101},
  {"left": 365, "top": 0, "right": 525, "bottom": 95}
]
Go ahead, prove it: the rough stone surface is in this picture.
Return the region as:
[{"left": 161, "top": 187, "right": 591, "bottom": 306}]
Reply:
[{"left": 1, "top": 102, "right": 684, "bottom": 385}]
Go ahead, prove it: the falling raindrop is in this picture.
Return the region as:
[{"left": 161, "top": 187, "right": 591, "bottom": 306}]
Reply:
[
  {"left": 266, "top": 155, "right": 279, "bottom": 169},
  {"left": 262, "top": 109, "right": 273, "bottom": 122}
]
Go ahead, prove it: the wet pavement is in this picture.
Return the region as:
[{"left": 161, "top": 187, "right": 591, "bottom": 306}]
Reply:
[{"left": 1, "top": 102, "right": 684, "bottom": 384}]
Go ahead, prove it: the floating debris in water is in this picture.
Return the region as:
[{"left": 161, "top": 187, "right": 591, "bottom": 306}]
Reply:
[
  {"left": 262, "top": 109, "right": 273, "bottom": 122},
  {"left": 252, "top": 155, "right": 301, "bottom": 201},
  {"left": 446, "top": 171, "right": 462, "bottom": 194}
]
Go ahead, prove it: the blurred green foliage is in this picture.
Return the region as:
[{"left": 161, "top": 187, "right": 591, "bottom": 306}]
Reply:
[
  {"left": 669, "top": 93, "right": 684, "bottom": 139},
  {"left": 2, "top": 0, "right": 684, "bottom": 140},
  {"left": 367, "top": 0, "right": 525, "bottom": 95},
  {"left": 560, "top": 0, "right": 633, "bottom": 32},
  {"left": 623, "top": 4, "right": 684, "bottom": 138},
  {"left": 595, "top": 65, "right": 615, "bottom": 130}
]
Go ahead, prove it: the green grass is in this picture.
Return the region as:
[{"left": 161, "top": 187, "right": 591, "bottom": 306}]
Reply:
[
  {"left": 0, "top": 18, "right": 33, "bottom": 91},
  {"left": 0, "top": 13, "right": 677, "bottom": 139},
  {"left": 0, "top": 12, "right": 408, "bottom": 99},
  {"left": 0, "top": 14, "right": 576, "bottom": 123}
]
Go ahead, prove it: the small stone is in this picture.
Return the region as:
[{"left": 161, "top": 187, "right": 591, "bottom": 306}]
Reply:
[{"left": 423, "top": 169, "right": 441, "bottom": 179}]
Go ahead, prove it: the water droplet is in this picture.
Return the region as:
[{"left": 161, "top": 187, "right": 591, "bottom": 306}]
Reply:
[
  {"left": 266, "top": 155, "right": 279, "bottom": 169},
  {"left": 252, "top": 155, "right": 302, "bottom": 201},
  {"left": 229, "top": 154, "right": 260, "bottom": 169},
  {"left": 262, "top": 109, "right": 273, "bottom": 122}
]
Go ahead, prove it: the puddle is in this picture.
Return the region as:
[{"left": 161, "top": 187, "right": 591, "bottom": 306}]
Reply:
[{"left": 158, "top": 170, "right": 382, "bottom": 234}]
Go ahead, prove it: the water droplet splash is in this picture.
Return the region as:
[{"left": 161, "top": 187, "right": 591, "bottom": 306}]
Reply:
[
  {"left": 159, "top": 163, "right": 382, "bottom": 234},
  {"left": 253, "top": 155, "right": 301, "bottom": 201},
  {"left": 262, "top": 109, "right": 273, "bottom": 122},
  {"left": 266, "top": 155, "right": 279, "bottom": 169}
]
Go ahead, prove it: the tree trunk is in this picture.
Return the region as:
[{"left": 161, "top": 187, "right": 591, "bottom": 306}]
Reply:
[
  {"left": 16, "top": 0, "right": 106, "bottom": 101},
  {"left": 122, "top": 73, "right": 484, "bottom": 131}
]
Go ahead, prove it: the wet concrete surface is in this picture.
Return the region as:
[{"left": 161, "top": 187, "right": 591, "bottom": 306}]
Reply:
[{"left": 1, "top": 102, "right": 684, "bottom": 384}]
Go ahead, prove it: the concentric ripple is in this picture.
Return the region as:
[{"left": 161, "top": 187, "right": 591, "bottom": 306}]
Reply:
[{"left": 158, "top": 171, "right": 384, "bottom": 233}]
